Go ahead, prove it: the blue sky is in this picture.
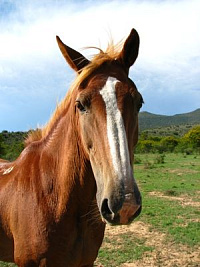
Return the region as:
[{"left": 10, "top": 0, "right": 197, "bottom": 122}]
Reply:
[{"left": 0, "top": 0, "right": 200, "bottom": 131}]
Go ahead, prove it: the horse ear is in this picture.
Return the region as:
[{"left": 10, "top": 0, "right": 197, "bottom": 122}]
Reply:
[
  {"left": 56, "top": 36, "right": 90, "bottom": 72},
  {"left": 118, "top": 28, "right": 140, "bottom": 74}
]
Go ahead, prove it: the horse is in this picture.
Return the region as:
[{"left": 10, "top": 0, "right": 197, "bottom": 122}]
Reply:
[{"left": 0, "top": 28, "right": 143, "bottom": 267}]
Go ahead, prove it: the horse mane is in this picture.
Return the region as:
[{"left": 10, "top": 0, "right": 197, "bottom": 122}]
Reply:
[{"left": 25, "top": 40, "right": 123, "bottom": 146}]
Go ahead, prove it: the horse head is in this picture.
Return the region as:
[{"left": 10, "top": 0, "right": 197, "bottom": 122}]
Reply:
[{"left": 56, "top": 29, "right": 142, "bottom": 225}]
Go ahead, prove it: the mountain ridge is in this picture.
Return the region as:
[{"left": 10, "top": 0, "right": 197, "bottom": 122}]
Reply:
[{"left": 139, "top": 108, "right": 200, "bottom": 131}]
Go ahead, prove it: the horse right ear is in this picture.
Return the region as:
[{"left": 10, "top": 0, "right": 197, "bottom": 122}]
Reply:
[
  {"left": 56, "top": 36, "right": 90, "bottom": 72},
  {"left": 118, "top": 28, "right": 140, "bottom": 74}
]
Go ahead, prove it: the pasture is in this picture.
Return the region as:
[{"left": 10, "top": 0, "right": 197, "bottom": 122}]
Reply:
[
  {"left": 0, "top": 153, "right": 199, "bottom": 267},
  {"left": 96, "top": 153, "right": 200, "bottom": 266}
]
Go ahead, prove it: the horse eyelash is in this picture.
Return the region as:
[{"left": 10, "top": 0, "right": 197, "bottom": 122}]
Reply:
[
  {"left": 138, "top": 97, "right": 144, "bottom": 111},
  {"left": 75, "top": 100, "right": 86, "bottom": 112}
]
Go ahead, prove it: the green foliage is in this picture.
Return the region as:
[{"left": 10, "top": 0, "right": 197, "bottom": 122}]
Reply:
[
  {"left": 0, "top": 124, "right": 199, "bottom": 160},
  {"left": 0, "top": 262, "right": 16, "bottom": 267},
  {"left": 137, "top": 140, "right": 157, "bottom": 153},
  {"left": 183, "top": 125, "right": 200, "bottom": 149},
  {"left": 136, "top": 125, "right": 200, "bottom": 154},
  {"left": 160, "top": 136, "right": 179, "bottom": 152},
  {"left": 0, "top": 131, "right": 26, "bottom": 160}
]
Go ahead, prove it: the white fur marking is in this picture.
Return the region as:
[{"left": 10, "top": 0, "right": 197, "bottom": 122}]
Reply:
[
  {"left": 2, "top": 166, "right": 14, "bottom": 175},
  {"left": 100, "top": 77, "right": 131, "bottom": 180}
]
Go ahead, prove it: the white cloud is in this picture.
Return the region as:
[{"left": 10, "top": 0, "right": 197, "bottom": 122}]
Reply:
[
  {"left": 0, "top": 0, "right": 200, "bottom": 130},
  {"left": 1, "top": 0, "right": 199, "bottom": 62}
]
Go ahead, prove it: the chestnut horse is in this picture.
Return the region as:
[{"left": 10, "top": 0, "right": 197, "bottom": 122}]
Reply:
[{"left": 0, "top": 28, "right": 143, "bottom": 267}]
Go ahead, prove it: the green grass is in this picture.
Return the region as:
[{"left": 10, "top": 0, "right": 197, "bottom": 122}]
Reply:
[
  {"left": 135, "top": 153, "right": 200, "bottom": 199},
  {"left": 135, "top": 153, "right": 200, "bottom": 246},
  {"left": 97, "top": 233, "right": 153, "bottom": 267},
  {"left": 141, "top": 195, "right": 200, "bottom": 246},
  {"left": 0, "top": 263, "right": 16, "bottom": 267},
  {"left": 97, "top": 153, "right": 200, "bottom": 266}
]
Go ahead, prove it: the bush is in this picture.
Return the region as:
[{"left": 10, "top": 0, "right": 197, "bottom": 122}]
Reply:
[
  {"left": 183, "top": 125, "right": 200, "bottom": 150},
  {"left": 175, "top": 125, "right": 200, "bottom": 154},
  {"left": 136, "top": 140, "right": 159, "bottom": 153},
  {"left": 160, "top": 136, "right": 179, "bottom": 152}
]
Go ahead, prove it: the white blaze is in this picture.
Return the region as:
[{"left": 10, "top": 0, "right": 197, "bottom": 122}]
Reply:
[
  {"left": 100, "top": 77, "right": 131, "bottom": 181},
  {"left": 2, "top": 166, "right": 14, "bottom": 175}
]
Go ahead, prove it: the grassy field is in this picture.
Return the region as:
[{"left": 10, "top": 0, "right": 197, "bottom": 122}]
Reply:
[
  {"left": 1, "top": 153, "right": 199, "bottom": 267},
  {"left": 96, "top": 153, "right": 200, "bottom": 266}
]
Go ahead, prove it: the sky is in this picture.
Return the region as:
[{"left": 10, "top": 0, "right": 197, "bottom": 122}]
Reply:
[{"left": 0, "top": 0, "right": 200, "bottom": 131}]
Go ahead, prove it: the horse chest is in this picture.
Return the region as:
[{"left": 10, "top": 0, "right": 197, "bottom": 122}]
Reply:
[{"left": 45, "top": 219, "right": 105, "bottom": 266}]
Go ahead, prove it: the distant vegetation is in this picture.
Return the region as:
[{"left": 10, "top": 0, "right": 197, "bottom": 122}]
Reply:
[
  {"left": 0, "top": 131, "right": 26, "bottom": 161},
  {"left": 0, "top": 125, "right": 199, "bottom": 161},
  {"left": 140, "top": 124, "right": 194, "bottom": 138},
  {"left": 139, "top": 108, "right": 200, "bottom": 131},
  {"left": 0, "top": 108, "right": 200, "bottom": 161},
  {"left": 136, "top": 109, "right": 200, "bottom": 154},
  {"left": 136, "top": 125, "right": 200, "bottom": 154}
]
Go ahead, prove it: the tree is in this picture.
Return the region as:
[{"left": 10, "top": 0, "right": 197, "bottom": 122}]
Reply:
[
  {"left": 160, "top": 136, "right": 179, "bottom": 152},
  {"left": 183, "top": 125, "right": 200, "bottom": 150}
]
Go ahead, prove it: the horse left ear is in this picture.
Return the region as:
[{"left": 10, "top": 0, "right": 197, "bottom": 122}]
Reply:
[
  {"left": 56, "top": 36, "right": 90, "bottom": 72},
  {"left": 118, "top": 28, "right": 140, "bottom": 74}
]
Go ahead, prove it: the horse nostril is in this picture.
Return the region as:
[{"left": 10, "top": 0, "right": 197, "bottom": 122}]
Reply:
[{"left": 101, "top": 198, "right": 114, "bottom": 221}]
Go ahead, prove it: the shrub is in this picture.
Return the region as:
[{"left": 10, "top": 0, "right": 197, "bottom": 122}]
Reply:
[
  {"left": 160, "top": 136, "right": 179, "bottom": 152},
  {"left": 136, "top": 140, "right": 159, "bottom": 153},
  {"left": 183, "top": 125, "right": 200, "bottom": 149},
  {"left": 176, "top": 125, "right": 200, "bottom": 154}
]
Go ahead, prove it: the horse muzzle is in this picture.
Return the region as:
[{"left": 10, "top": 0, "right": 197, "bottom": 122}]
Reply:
[{"left": 100, "top": 191, "right": 142, "bottom": 225}]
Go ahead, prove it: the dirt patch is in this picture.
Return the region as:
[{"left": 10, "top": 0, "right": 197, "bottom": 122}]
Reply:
[
  {"left": 97, "top": 221, "right": 200, "bottom": 267},
  {"left": 167, "top": 168, "right": 199, "bottom": 175},
  {"left": 162, "top": 168, "right": 199, "bottom": 177},
  {"left": 149, "top": 191, "right": 200, "bottom": 208},
  {"left": 121, "top": 247, "right": 200, "bottom": 267},
  {"left": 105, "top": 221, "right": 165, "bottom": 245}
]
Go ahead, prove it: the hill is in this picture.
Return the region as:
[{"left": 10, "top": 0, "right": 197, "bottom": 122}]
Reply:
[{"left": 139, "top": 108, "right": 200, "bottom": 132}]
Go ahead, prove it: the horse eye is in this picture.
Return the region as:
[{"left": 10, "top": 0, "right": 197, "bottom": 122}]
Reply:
[
  {"left": 75, "top": 100, "right": 86, "bottom": 112},
  {"left": 137, "top": 96, "right": 144, "bottom": 112}
]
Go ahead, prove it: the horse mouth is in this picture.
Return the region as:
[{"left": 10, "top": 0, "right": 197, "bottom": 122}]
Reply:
[
  {"left": 119, "top": 203, "right": 142, "bottom": 224},
  {"left": 101, "top": 196, "right": 142, "bottom": 225}
]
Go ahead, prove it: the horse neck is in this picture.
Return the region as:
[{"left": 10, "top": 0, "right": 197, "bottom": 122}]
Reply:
[{"left": 40, "top": 103, "right": 96, "bottom": 219}]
